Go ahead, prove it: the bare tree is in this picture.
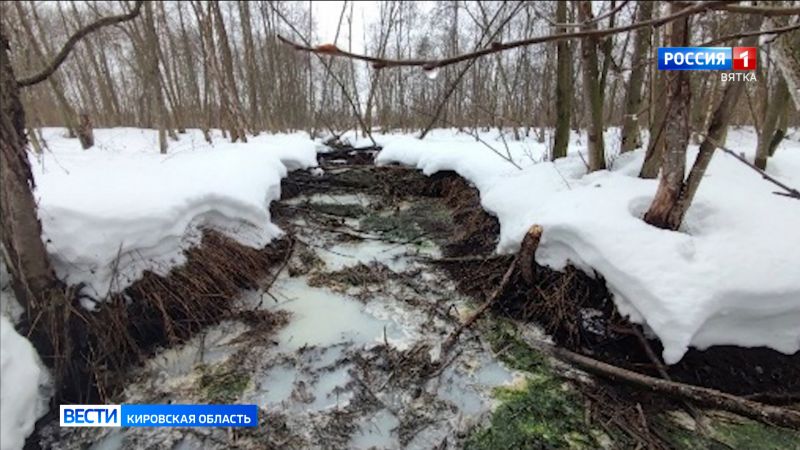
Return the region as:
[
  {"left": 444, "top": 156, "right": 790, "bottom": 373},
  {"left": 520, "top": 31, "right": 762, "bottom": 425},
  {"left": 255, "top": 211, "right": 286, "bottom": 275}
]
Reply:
[
  {"left": 143, "top": 1, "right": 168, "bottom": 153},
  {"left": 643, "top": 3, "right": 691, "bottom": 229},
  {"left": 552, "top": 0, "right": 572, "bottom": 160},
  {"left": 576, "top": 0, "right": 605, "bottom": 171},
  {"left": 0, "top": 2, "right": 143, "bottom": 399},
  {"left": 620, "top": 1, "right": 653, "bottom": 152},
  {"left": 755, "top": 74, "right": 789, "bottom": 169},
  {"left": 645, "top": 12, "right": 767, "bottom": 229}
]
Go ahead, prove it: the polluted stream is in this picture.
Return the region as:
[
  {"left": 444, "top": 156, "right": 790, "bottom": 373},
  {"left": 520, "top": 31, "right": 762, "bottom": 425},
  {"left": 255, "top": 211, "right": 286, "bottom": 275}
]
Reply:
[{"left": 49, "top": 163, "right": 523, "bottom": 449}]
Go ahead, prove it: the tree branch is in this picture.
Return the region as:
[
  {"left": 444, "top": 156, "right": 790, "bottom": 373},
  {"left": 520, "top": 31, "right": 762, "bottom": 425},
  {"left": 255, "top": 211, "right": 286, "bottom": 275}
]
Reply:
[
  {"left": 699, "top": 22, "right": 800, "bottom": 46},
  {"left": 279, "top": 1, "right": 735, "bottom": 70},
  {"left": 546, "top": 0, "right": 631, "bottom": 28},
  {"left": 279, "top": 1, "right": 800, "bottom": 71},
  {"left": 17, "top": 1, "right": 144, "bottom": 88},
  {"left": 714, "top": 3, "right": 800, "bottom": 16},
  {"left": 699, "top": 132, "right": 800, "bottom": 200},
  {"left": 529, "top": 337, "right": 800, "bottom": 430}
]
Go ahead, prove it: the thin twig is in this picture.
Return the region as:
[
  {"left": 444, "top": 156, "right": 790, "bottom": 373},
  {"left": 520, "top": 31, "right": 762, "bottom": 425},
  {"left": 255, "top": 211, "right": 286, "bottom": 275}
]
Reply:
[{"left": 699, "top": 133, "right": 800, "bottom": 200}]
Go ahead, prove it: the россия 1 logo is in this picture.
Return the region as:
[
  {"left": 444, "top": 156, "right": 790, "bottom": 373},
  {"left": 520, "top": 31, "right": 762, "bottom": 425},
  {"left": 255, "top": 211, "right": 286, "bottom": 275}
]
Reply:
[{"left": 658, "top": 47, "right": 757, "bottom": 71}]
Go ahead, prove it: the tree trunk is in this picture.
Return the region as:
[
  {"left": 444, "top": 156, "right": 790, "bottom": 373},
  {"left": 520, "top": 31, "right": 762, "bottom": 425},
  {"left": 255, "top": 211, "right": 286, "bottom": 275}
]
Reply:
[
  {"left": 620, "top": 1, "right": 653, "bottom": 153},
  {"left": 645, "top": 12, "right": 763, "bottom": 230},
  {"left": 755, "top": 75, "right": 789, "bottom": 170},
  {"left": 238, "top": 0, "right": 260, "bottom": 129},
  {"left": 210, "top": 0, "right": 248, "bottom": 142},
  {"left": 640, "top": 21, "right": 665, "bottom": 179},
  {"left": 768, "top": 103, "right": 788, "bottom": 157},
  {"left": 142, "top": 2, "right": 168, "bottom": 153},
  {"left": 771, "top": 24, "right": 800, "bottom": 110},
  {"left": 552, "top": 0, "right": 571, "bottom": 160},
  {"left": 16, "top": 2, "right": 80, "bottom": 139},
  {"left": 643, "top": 4, "right": 691, "bottom": 229},
  {"left": 68, "top": 3, "right": 119, "bottom": 125},
  {"left": 77, "top": 111, "right": 94, "bottom": 149},
  {"left": 0, "top": 26, "right": 60, "bottom": 313},
  {"left": 577, "top": 0, "right": 605, "bottom": 172}
]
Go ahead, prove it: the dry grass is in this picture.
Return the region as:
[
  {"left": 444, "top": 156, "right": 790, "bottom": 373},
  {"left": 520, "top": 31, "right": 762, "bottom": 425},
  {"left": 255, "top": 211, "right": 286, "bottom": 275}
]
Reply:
[{"left": 26, "top": 231, "right": 291, "bottom": 403}]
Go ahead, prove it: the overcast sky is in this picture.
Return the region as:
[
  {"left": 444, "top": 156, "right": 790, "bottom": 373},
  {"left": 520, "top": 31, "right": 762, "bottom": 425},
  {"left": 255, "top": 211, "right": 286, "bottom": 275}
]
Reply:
[{"left": 311, "top": 1, "right": 379, "bottom": 53}]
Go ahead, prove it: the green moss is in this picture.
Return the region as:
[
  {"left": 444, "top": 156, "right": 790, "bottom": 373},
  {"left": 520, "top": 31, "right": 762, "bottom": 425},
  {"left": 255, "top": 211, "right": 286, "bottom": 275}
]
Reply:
[
  {"left": 198, "top": 363, "right": 250, "bottom": 403},
  {"left": 404, "top": 199, "right": 453, "bottom": 239},
  {"left": 485, "top": 321, "right": 547, "bottom": 372},
  {"left": 661, "top": 413, "right": 800, "bottom": 450},
  {"left": 714, "top": 419, "right": 800, "bottom": 449},
  {"left": 305, "top": 202, "right": 369, "bottom": 218},
  {"left": 465, "top": 376, "right": 600, "bottom": 450},
  {"left": 467, "top": 321, "right": 600, "bottom": 450},
  {"left": 359, "top": 199, "right": 452, "bottom": 243},
  {"left": 360, "top": 212, "right": 422, "bottom": 242}
]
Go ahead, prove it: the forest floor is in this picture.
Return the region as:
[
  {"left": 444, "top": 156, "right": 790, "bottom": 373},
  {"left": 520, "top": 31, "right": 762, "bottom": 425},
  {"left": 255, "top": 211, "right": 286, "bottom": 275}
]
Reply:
[{"left": 34, "top": 148, "right": 800, "bottom": 449}]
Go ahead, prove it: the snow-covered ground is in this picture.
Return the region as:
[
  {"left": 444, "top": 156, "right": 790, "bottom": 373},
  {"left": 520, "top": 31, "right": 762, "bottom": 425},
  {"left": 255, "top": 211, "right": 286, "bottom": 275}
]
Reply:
[
  {"left": 0, "top": 264, "right": 51, "bottom": 450},
  {"left": 18, "top": 125, "right": 800, "bottom": 375},
  {"left": 375, "top": 127, "right": 800, "bottom": 364},
  {"left": 0, "top": 316, "right": 51, "bottom": 450},
  {"left": 30, "top": 128, "right": 320, "bottom": 301}
]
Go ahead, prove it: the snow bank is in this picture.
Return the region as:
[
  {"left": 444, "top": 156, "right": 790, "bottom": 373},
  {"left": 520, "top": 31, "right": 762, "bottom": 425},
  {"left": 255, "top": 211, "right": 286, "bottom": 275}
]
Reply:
[
  {"left": 377, "top": 127, "right": 800, "bottom": 363},
  {"left": 32, "top": 128, "right": 319, "bottom": 299},
  {"left": 1, "top": 316, "right": 51, "bottom": 450}
]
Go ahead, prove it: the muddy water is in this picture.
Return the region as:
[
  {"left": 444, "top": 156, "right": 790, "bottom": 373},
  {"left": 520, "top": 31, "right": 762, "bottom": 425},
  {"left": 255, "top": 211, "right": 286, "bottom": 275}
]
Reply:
[{"left": 46, "top": 184, "right": 521, "bottom": 449}]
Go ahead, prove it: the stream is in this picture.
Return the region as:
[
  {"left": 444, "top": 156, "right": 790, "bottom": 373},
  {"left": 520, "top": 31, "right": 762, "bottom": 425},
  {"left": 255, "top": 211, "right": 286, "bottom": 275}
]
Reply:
[{"left": 44, "top": 166, "right": 522, "bottom": 449}]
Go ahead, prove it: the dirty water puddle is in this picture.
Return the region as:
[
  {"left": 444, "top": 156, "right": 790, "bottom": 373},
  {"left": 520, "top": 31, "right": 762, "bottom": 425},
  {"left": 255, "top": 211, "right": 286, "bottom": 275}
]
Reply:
[{"left": 45, "top": 187, "right": 521, "bottom": 449}]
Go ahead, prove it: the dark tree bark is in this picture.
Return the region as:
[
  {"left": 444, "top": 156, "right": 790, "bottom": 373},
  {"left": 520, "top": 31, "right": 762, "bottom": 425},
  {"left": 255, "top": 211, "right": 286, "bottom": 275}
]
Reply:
[
  {"left": 768, "top": 104, "right": 788, "bottom": 157},
  {"left": 771, "top": 21, "right": 800, "bottom": 110},
  {"left": 755, "top": 75, "right": 789, "bottom": 169},
  {"left": 0, "top": 26, "right": 60, "bottom": 311},
  {"left": 643, "top": 4, "right": 691, "bottom": 229},
  {"left": 620, "top": 1, "right": 653, "bottom": 153},
  {"left": 552, "top": 0, "right": 571, "bottom": 160},
  {"left": 238, "top": 1, "right": 260, "bottom": 129},
  {"left": 1, "top": 3, "right": 143, "bottom": 402},
  {"left": 143, "top": 2, "right": 168, "bottom": 153},
  {"left": 576, "top": 0, "right": 606, "bottom": 172},
  {"left": 210, "top": 0, "right": 248, "bottom": 142},
  {"left": 646, "top": 12, "right": 764, "bottom": 230}
]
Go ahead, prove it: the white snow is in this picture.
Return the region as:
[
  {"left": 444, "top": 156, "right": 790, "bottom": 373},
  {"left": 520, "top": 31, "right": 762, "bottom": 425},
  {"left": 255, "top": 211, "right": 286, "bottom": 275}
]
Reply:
[
  {"left": 30, "top": 128, "right": 319, "bottom": 299},
  {"left": 376, "top": 127, "right": 800, "bottom": 364},
  {"left": 1, "top": 316, "right": 51, "bottom": 450}
]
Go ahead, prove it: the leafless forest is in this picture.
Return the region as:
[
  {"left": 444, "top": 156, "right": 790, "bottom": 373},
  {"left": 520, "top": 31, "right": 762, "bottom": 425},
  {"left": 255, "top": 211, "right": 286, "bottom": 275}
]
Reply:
[
  {"left": 4, "top": 2, "right": 797, "bottom": 142},
  {"left": 1, "top": 2, "right": 800, "bottom": 449}
]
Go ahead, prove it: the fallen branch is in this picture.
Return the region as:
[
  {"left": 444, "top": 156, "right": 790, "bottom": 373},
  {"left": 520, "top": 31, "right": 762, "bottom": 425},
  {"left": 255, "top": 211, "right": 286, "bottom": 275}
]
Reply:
[
  {"left": 633, "top": 327, "right": 706, "bottom": 429},
  {"left": 319, "top": 147, "right": 382, "bottom": 161},
  {"left": 441, "top": 225, "right": 542, "bottom": 353},
  {"left": 699, "top": 133, "right": 800, "bottom": 200},
  {"left": 528, "top": 337, "right": 800, "bottom": 429},
  {"left": 419, "top": 254, "right": 510, "bottom": 264}
]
